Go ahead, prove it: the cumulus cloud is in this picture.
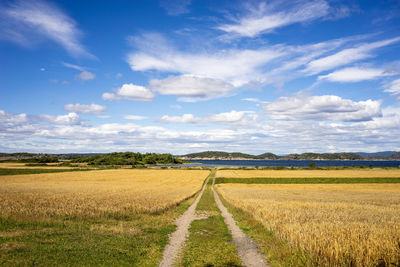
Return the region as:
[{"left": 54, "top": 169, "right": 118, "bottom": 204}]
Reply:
[
  {"left": 149, "top": 75, "right": 236, "bottom": 102},
  {"left": 0, "top": 0, "right": 93, "bottom": 58},
  {"left": 64, "top": 104, "right": 106, "bottom": 114},
  {"left": 218, "top": 0, "right": 329, "bottom": 38},
  {"left": 318, "top": 67, "right": 395, "bottom": 82},
  {"left": 304, "top": 37, "right": 400, "bottom": 75},
  {"left": 124, "top": 115, "right": 147, "bottom": 120},
  {"left": 102, "top": 83, "right": 154, "bottom": 101},
  {"left": 0, "top": 110, "right": 80, "bottom": 127},
  {"left": 39, "top": 112, "right": 81, "bottom": 125},
  {"left": 0, "top": 110, "right": 28, "bottom": 125},
  {"left": 262, "top": 94, "right": 382, "bottom": 122},
  {"left": 1, "top": 106, "right": 400, "bottom": 154},
  {"left": 159, "top": 114, "right": 197, "bottom": 123},
  {"left": 75, "top": 71, "right": 95, "bottom": 81},
  {"left": 159, "top": 110, "right": 255, "bottom": 124}
]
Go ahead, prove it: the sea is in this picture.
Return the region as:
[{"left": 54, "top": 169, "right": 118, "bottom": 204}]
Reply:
[{"left": 181, "top": 159, "right": 400, "bottom": 168}]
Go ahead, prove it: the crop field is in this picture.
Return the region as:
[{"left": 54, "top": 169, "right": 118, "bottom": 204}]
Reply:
[
  {"left": 216, "top": 183, "right": 400, "bottom": 266},
  {"left": 0, "top": 162, "right": 75, "bottom": 169},
  {"left": 0, "top": 169, "right": 209, "bottom": 218},
  {"left": 0, "top": 169, "right": 209, "bottom": 266},
  {"left": 216, "top": 168, "right": 400, "bottom": 178}
]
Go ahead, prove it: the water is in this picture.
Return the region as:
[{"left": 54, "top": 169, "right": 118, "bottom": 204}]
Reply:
[{"left": 182, "top": 159, "right": 400, "bottom": 168}]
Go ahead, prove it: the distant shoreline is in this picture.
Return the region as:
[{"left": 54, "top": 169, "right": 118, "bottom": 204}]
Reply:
[{"left": 181, "top": 158, "right": 400, "bottom": 161}]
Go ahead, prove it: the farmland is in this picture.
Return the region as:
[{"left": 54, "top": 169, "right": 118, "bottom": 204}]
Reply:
[
  {"left": 216, "top": 168, "right": 400, "bottom": 178},
  {"left": 0, "top": 169, "right": 209, "bottom": 265},
  {"left": 216, "top": 182, "right": 400, "bottom": 266},
  {"left": 1, "top": 167, "right": 400, "bottom": 266},
  {"left": 0, "top": 169, "right": 209, "bottom": 218}
]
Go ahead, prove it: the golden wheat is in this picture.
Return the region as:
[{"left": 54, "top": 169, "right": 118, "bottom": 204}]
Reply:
[
  {"left": 216, "top": 183, "right": 400, "bottom": 266},
  {"left": 0, "top": 169, "right": 209, "bottom": 218},
  {"left": 0, "top": 162, "right": 75, "bottom": 169},
  {"left": 216, "top": 169, "right": 400, "bottom": 178}
]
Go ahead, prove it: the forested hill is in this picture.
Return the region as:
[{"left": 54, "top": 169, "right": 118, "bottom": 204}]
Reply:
[
  {"left": 180, "top": 151, "right": 400, "bottom": 160},
  {"left": 180, "top": 151, "right": 260, "bottom": 159}
]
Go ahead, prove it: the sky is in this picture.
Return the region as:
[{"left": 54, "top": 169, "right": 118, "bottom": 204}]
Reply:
[{"left": 0, "top": 0, "right": 400, "bottom": 155}]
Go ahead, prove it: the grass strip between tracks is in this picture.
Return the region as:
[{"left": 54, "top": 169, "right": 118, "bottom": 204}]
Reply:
[{"left": 177, "top": 175, "right": 242, "bottom": 267}]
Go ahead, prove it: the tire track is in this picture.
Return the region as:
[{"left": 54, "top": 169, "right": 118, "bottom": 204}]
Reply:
[
  {"left": 212, "top": 175, "right": 269, "bottom": 267},
  {"left": 159, "top": 171, "right": 212, "bottom": 267}
]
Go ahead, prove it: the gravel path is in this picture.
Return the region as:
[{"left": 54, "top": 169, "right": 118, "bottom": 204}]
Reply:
[
  {"left": 158, "top": 172, "right": 211, "bottom": 267},
  {"left": 212, "top": 177, "right": 269, "bottom": 267}
]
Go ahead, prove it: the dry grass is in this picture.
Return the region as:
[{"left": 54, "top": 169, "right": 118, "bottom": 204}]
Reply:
[
  {"left": 216, "top": 169, "right": 400, "bottom": 178},
  {"left": 0, "top": 162, "right": 74, "bottom": 169},
  {"left": 216, "top": 183, "right": 400, "bottom": 266},
  {"left": 0, "top": 169, "right": 209, "bottom": 218}
]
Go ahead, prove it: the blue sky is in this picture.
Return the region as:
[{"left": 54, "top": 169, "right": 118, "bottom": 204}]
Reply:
[{"left": 1, "top": 0, "right": 400, "bottom": 154}]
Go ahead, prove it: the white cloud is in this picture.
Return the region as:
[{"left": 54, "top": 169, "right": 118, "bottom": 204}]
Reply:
[
  {"left": 159, "top": 110, "right": 254, "bottom": 124},
  {"left": 127, "top": 33, "right": 285, "bottom": 87},
  {"left": 218, "top": 0, "right": 329, "bottom": 38},
  {"left": 318, "top": 67, "right": 394, "bottom": 82},
  {"left": 304, "top": 37, "right": 400, "bottom": 74},
  {"left": 159, "top": 114, "right": 197, "bottom": 123},
  {"left": 102, "top": 92, "right": 120, "bottom": 101},
  {"left": 149, "top": 75, "right": 236, "bottom": 102},
  {"left": 75, "top": 71, "right": 95, "bottom": 81},
  {"left": 384, "top": 78, "right": 400, "bottom": 95},
  {"left": 0, "top": 110, "right": 28, "bottom": 125},
  {"left": 1, "top": 0, "right": 93, "bottom": 58},
  {"left": 126, "top": 33, "right": 382, "bottom": 91},
  {"left": 40, "top": 67, "right": 45, "bottom": 71},
  {"left": 102, "top": 83, "right": 154, "bottom": 101},
  {"left": 116, "top": 73, "right": 123, "bottom": 79},
  {"left": 1, "top": 107, "right": 399, "bottom": 154},
  {"left": 64, "top": 104, "right": 106, "bottom": 114},
  {"left": 39, "top": 112, "right": 80, "bottom": 125},
  {"left": 262, "top": 94, "right": 382, "bottom": 122},
  {"left": 0, "top": 110, "right": 80, "bottom": 126},
  {"left": 241, "top": 98, "right": 260, "bottom": 102},
  {"left": 62, "top": 62, "right": 85, "bottom": 71},
  {"left": 124, "top": 115, "right": 147, "bottom": 120}
]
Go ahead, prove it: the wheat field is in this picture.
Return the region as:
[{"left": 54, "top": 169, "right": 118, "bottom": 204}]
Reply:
[
  {"left": 0, "top": 169, "right": 209, "bottom": 218},
  {"left": 216, "top": 168, "right": 400, "bottom": 178},
  {"left": 0, "top": 162, "right": 75, "bottom": 169},
  {"left": 216, "top": 183, "right": 400, "bottom": 266}
]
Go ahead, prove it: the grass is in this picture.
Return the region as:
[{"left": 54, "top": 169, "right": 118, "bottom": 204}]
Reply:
[
  {"left": 0, "top": 168, "right": 92, "bottom": 176},
  {"left": 216, "top": 183, "right": 400, "bottom": 266},
  {"left": 0, "top": 197, "right": 195, "bottom": 266},
  {"left": 215, "top": 177, "right": 400, "bottom": 184},
  {"left": 177, "top": 171, "right": 242, "bottom": 267}
]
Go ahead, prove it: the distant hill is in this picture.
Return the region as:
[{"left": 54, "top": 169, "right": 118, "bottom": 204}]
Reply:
[
  {"left": 181, "top": 151, "right": 259, "bottom": 159},
  {"left": 257, "top": 152, "right": 279, "bottom": 159},
  {"left": 180, "top": 151, "right": 400, "bottom": 160},
  {"left": 281, "top": 152, "right": 362, "bottom": 160},
  {"left": 354, "top": 151, "right": 397, "bottom": 158},
  {"left": 390, "top": 152, "right": 400, "bottom": 159}
]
